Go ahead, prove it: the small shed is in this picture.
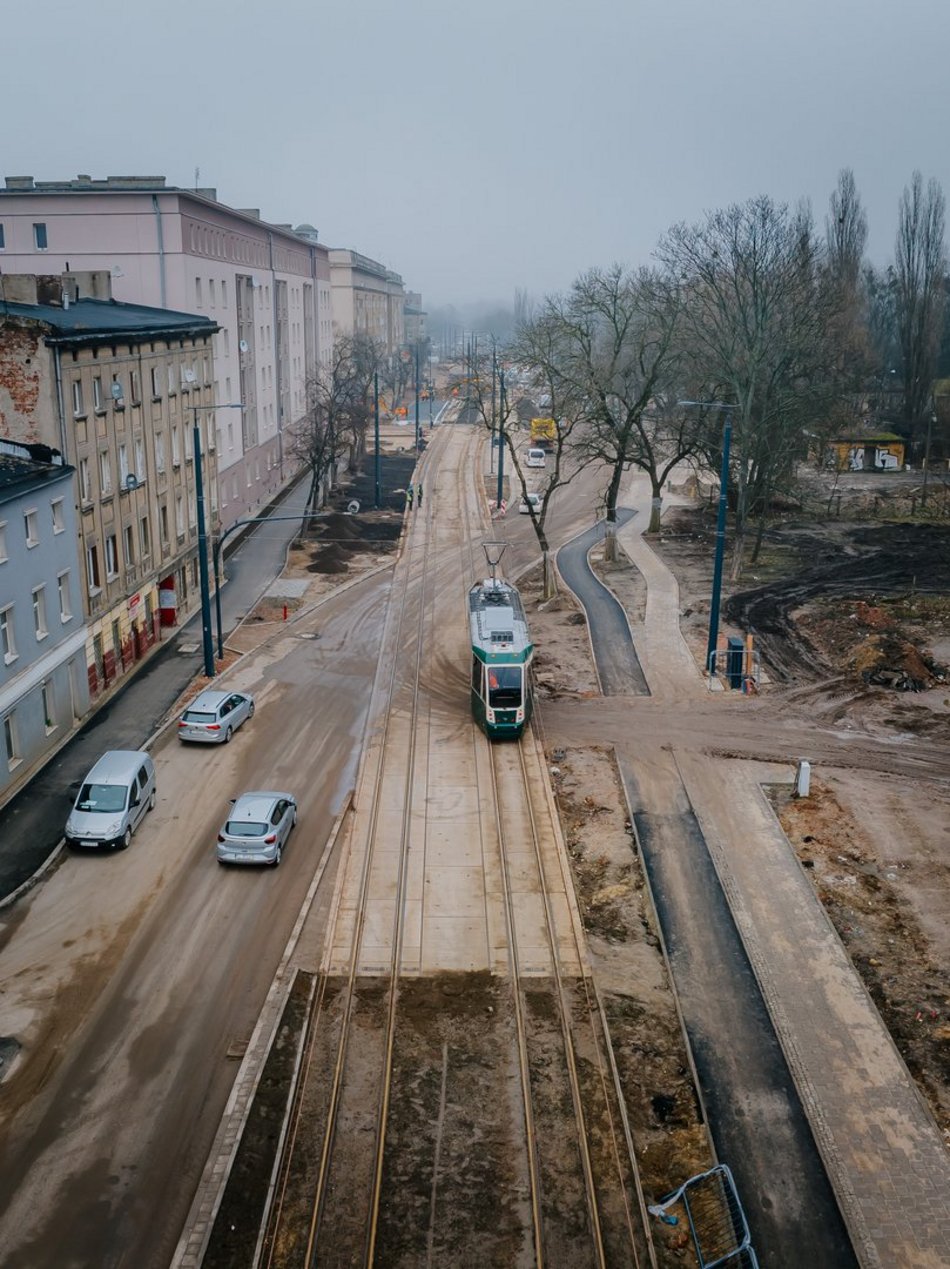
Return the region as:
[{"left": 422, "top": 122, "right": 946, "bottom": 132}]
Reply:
[{"left": 833, "top": 433, "right": 905, "bottom": 472}]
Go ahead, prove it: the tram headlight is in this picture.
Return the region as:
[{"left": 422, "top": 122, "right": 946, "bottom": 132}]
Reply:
[
  {"left": 516, "top": 708, "right": 524, "bottom": 722},
  {"left": 486, "top": 708, "right": 495, "bottom": 723}
]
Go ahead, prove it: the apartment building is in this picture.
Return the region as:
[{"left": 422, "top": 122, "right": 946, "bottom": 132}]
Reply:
[
  {"left": 0, "top": 175, "right": 333, "bottom": 530},
  {"left": 0, "top": 271, "right": 218, "bottom": 699},
  {"left": 328, "top": 249, "right": 407, "bottom": 357},
  {"left": 0, "top": 440, "right": 88, "bottom": 803}
]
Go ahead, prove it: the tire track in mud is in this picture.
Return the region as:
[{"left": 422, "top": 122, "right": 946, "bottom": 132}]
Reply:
[{"left": 725, "top": 523, "right": 950, "bottom": 681}]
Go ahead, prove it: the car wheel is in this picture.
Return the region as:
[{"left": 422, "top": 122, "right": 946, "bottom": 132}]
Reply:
[
  {"left": 118, "top": 828, "right": 132, "bottom": 851},
  {"left": 272, "top": 845, "right": 282, "bottom": 868},
  {"left": 224, "top": 726, "right": 233, "bottom": 744},
  {"left": 148, "top": 788, "right": 156, "bottom": 812},
  {"left": 248, "top": 701, "right": 255, "bottom": 719}
]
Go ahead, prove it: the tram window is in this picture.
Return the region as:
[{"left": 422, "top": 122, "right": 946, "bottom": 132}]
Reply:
[
  {"left": 487, "top": 665, "right": 521, "bottom": 706},
  {"left": 471, "top": 655, "right": 482, "bottom": 694}
]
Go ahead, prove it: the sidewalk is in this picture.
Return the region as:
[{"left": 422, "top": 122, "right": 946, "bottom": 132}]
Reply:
[{"left": 0, "top": 476, "right": 310, "bottom": 905}]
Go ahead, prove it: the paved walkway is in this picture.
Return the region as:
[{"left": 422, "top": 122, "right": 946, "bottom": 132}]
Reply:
[
  {"left": 551, "top": 469, "right": 950, "bottom": 1267},
  {"left": 556, "top": 507, "right": 649, "bottom": 695}
]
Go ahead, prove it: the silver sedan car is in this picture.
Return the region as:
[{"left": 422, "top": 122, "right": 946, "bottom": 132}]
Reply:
[
  {"left": 216, "top": 791, "right": 297, "bottom": 867},
  {"left": 177, "top": 689, "right": 255, "bottom": 744}
]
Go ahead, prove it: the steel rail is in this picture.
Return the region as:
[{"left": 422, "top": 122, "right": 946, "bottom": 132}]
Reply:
[{"left": 455, "top": 424, "right": 546, "bottom": 1266}]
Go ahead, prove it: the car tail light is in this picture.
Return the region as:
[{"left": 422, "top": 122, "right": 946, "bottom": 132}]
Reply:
[
  {"left": 264, "top": 833, "right": 277, "bottom": 844},
  {"left": 217, "top": 833, "right": 226, "bottom": 842},
  {"left": 178, "top": 720, "right": 187, "bottom": 727},
  {"left": 207, "top": 723, "right": 221, "bottom": 731}
]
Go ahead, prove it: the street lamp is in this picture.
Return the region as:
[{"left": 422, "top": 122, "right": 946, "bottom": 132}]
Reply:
[
  {"left": 192, "top": 402, "right": 242, "bottom": 678},
  {"left": 680, "top": 400, "right": 735, "bottom": 676}
]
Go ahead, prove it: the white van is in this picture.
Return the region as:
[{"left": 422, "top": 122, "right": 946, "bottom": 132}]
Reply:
[
  {"left": 526, "top": 447, "right": 547, "bottom": 468},
  {"left": 65, "top": 750, "right": 157, "bottom": 851}
]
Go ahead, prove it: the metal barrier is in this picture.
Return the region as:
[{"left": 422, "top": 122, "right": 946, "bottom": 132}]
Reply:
[{"left": 648, "top": 1164, "right": 759, "bottom": 1268}]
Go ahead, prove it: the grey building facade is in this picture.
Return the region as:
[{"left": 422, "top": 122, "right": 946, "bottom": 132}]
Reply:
[{"left": 0, "top": 440, "right": 88, "bottom": 804}]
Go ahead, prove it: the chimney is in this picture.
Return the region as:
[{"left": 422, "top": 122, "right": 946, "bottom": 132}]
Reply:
[{"left": 4, "top": 176, "right": 35, "bottom": 191}]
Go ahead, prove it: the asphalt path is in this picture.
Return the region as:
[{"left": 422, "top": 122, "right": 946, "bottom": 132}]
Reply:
[
  {"left": 555, "top": 508, "right": 649, "bottom": 695},
  {"left": 0, "top": 475, "right": 310, "bottom": 902},
  {"left": 550, "top": 508, "right": 856, "bottom": 1265}
]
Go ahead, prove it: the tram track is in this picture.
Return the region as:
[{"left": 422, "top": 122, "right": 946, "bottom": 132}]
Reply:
[
  {"left": 260, "top": 442, "right": 441, "bottom": 1267},
  {"left": 250, "top": 423, "right": 656, "bottom": 1266},
  {"left": 461, "top": 430, "right": 655, "bottom": 1266}
]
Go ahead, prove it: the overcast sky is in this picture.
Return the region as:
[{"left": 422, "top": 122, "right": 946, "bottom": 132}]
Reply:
[{"left": 4, "top": 0, "right": 949, "bottom": 309}]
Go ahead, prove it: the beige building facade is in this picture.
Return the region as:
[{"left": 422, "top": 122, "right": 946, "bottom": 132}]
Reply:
[
  {"left": 328, "top": 248, "right": 407, "bottom": 357},
  {"left": 0, "top": 175, "right": 333, "bottom": 531},
  {"left": 0, "top": 272, "right": 218, "bottom": 699}
]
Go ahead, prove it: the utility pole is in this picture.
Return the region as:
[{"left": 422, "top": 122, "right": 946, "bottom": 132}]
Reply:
[
  {"left": 414, "top": 345, "right": 421, "bottom": 450},
  {"left": 496, "top": 364, "right": 506, "bottom": 510},
  {"left": 490, "top": 343, "right": 497, "bottom": 474},
  {"left": 374, "top": 370, "right": 381, "bottom": 509},
  {"left": 707, "top": 415, "right": 733, "bottom": 674},
  {"left": 193, "top": 415, "right": 215, "bottom": 678}
]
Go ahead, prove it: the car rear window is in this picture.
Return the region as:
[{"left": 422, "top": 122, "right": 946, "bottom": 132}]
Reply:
[
  {"left": 183, "top": 710, "right": 216, "bottom": 723},
  {"left": 225, "top": 820, "right": 267, "bottom": 837}
]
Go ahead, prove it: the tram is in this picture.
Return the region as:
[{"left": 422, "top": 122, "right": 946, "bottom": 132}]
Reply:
[{"left": 469, "top": 575, "right": 534, "bottom": 739}]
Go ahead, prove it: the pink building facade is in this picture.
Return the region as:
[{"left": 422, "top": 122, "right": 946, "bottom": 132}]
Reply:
[{"left": 0, "top": 176, "right": 333, "bottom": 531}]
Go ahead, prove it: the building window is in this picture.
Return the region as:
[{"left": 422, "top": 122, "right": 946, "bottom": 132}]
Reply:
[
  {"left": 167, "top": 364, "right": 176, "bottom": 394},
  {"left": 93, "top": 376, "right": 104, "bottom": 412},
  {"left": 3, "top": 714, "right": 19, "bottom": 770},
  {"left": 42, "top": 682, "right": 56, "bottom": 733},
  {"left": 155, "top": 432, "right": 166, "bottom": 473},
  {"left": 0, "top": 606, "right": 16, "bottom": 663},
  {"left": 140, "top": 515, "right": 150, "bottom": 558},
  {"left": 124, "top": 523, "right": 135, "bottom": 565},
  {"left": 209, "top": 279, "right": 216, "bottom": 308},
  {"left": 195, "top": 277, "right": 203, "bottom": 308},
  {"left": 119, "top": 443, "right": 129, "bottom": 483},
  {"left": 86, "top": 544, "right": 101, "bottom": 593},
  {"left": 188, "top": 496, "right": 196, "bottom": 530},
  {"left": 135, "top": 437, "right": 145, "bottom": 481},
  {"left": 175, "top": 495, "right": 184, "bottom": 537},
  {"left": 72, "top": 380, "right": 85, "bottom": 417},
  {"left": 32, "top": 586, "right": 48, "bottom": 639},
  {"left": 171, "top": 427, "right": 181, "bottom": 466},
  {"left": 130, "top": 369, "right": 141, "bottom": 404},
  {"left": 223, "top": 330, "right": 230, "bottom": 356},
  {"left": 105, "top": 534, "right": 118, "bottom": 579},
  {"left": 79, "top": 457, "right": 91, "bottom": 502},
  {"left": 24, "top": 508, "right": 38, "bottom": 547},
  {"left": 159, "top": 504, "right": 169, "bottom": 545},
  {"left": 51, "top": 497, "right": 65, "bottom": 534},
  {"left": 221, "top": 280, "right": 227, "bottom": 308},
  {"left": 57, "top": 570, "right": 72, "bottom": 621},
  {"left": 33, "top": 222, "right": 48, "bottom": 250},
  {"left": 0, "top": 521, "right": 6, "bottom": 562},
  {"left": 150, "top": 366, "right": 160, "bottom": 398},
  {"left": 99, "top": 450, "right": 112, "bottom": 494},
  {"left": 0, "top": 224, "right": 5, "bottom": 250}
]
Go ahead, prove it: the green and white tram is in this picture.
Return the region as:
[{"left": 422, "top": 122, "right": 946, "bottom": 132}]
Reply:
[{"left": 469, "top": 576, "right": 534, "bottom": 739}]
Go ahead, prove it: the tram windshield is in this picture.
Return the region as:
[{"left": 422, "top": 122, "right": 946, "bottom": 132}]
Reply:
[{"left": 487, "top": 664, "right": 522, "bottom": 707}]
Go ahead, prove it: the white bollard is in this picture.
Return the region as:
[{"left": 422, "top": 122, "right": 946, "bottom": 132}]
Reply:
[{"left": 795, "top": 760, "right": 811, "bottom": 798}]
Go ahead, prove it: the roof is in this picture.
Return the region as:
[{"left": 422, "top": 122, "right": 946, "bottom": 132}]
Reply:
[
  {"left": 0, "top": 442, "right": 73, "bottom": 507},
  {"left": 0, "top": 297, "right": 217, "bottom": 346},
  {"left": 469, "top": 579, "right": 533, "bottom": 662}
]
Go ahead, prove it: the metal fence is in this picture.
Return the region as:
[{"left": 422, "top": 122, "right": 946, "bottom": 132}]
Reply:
[{"left": 648, "top": 1164, "right": 759, "bottom": 1269}]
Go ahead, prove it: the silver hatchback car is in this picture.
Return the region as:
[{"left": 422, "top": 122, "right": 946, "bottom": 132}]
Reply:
[
  {"left": 178, "top": 689, "right": 255, "bottom": 744},
  {"left": 216, "top": 791, "right": 297, "bottom": 866}
]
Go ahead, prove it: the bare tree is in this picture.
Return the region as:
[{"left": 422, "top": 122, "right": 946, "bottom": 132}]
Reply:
[
  {"left": 658, "top": 197, "right": 841, "bottom": 574},
  {"left": 895, "top": 171, "right": 946, "bottom": 451},
  {"left": 517, "top": 266, "right": 689, "bottom": 563},
  {"left": 827, "top": 168, "right": 868, "bottom": 294},
  {"left": 290, "top": 334, "right": 381, "bottom": 526}
]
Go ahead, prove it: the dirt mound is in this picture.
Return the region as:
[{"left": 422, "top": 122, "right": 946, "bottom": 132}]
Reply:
[
  {"left": 852, "top": 634, "right": 944, "bottom": 691},
  {"left": 308, "top": 543, "right": 349, "bottom": 574}
]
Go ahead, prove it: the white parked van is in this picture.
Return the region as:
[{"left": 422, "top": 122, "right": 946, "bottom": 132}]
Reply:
[
  {"left": 526, "top": 448, "right": 547, "bottom": 468},
  {"left": 65, "top": 750, "right": 157, "bottom": 851}
]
